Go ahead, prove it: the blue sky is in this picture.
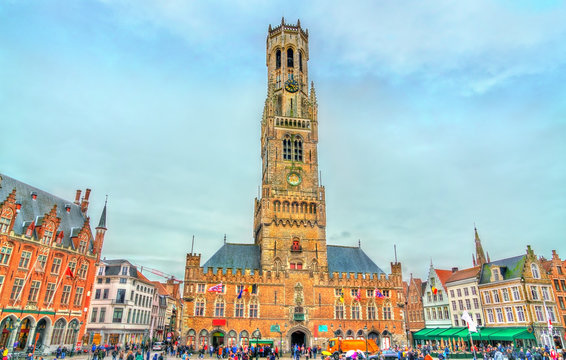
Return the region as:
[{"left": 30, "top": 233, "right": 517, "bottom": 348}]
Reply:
[{"left": 1, "top": 0, "right": 565, "bottom": 281}]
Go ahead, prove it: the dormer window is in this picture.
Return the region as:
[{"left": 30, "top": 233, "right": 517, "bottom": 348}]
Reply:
[
  {"left": 0, "top": 216, "right": 11, "bottom": 234},
  {"left": 41, "top": 229, "right": 54, "bottom": 245},
  {"left": 98, "top": 266, "right": 104, "bottom": 276},
  {"left": 78, "top": 238, "right": 87, "bottom": 253},
  {"left": 493, "top": 267, "right": 500, "bottom": 281},
  {"left": 121, "top": 266, "right": 128, "bottom": 275}
]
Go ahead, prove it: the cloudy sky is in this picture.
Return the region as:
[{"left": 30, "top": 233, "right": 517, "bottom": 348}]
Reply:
[{"left": 1, "top": 0, "right": 565, "bottom": 282}]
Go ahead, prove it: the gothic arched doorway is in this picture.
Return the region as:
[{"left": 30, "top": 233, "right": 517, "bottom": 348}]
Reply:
[
  {"left": 17, "top": 317, "right": 33, "bottom": 349},
  {"left": 290, "top": 331, "right": 306, "bottom": 348},
  {"left": 35, "top": 318, "right": 49, "bottom": 349},
  {"left": 211, "top": 330, "right": 225, "bottom": 347}
]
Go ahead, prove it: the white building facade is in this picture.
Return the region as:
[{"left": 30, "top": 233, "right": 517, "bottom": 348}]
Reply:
[
  {"left": 423, "top": 264, "right": 453, "bottom": 328},
  {"left": 85, "top": 259, "right": 156, "bottom": 346},
  {"left": 445, "top": 267, "right": 485, "bottom": 328}
]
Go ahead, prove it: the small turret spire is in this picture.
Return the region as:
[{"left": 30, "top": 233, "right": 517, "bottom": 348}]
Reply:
[
  {"left": 224, "top": 234, "right": 227, "bottom": 244},
  {"left": 474, "top": 226, "right": 487, "bottom": 266},
  {"left": 97, "top": 196, "right": 108, "bottom": 229}
]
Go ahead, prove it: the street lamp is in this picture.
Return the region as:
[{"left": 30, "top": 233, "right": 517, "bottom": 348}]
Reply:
[
  {"left": 364, "top": 325, "right": 368, "bottom": 356},
  {"left": 252, "top": 328, "right": 261, "bottom": 360}
]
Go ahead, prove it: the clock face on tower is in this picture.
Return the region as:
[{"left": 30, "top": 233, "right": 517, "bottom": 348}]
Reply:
[
  {"left": 287, "top": 172, "right": 302, "bottom": 186},
  {"left": 284, "top": 79, "right": 299, "bottom": 93}
]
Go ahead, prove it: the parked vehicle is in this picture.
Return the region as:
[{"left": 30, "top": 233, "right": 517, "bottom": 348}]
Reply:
[
  {"left": 152, "top": 342, "right": 163, "bottom": 351},
  {"left": 327, "top": 338, "right": 379, "bottom": 359}
]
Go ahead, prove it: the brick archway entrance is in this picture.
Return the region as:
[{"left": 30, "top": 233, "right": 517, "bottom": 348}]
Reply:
[{"left": 290, "top": 331, "right": 306, "bottom": 348}]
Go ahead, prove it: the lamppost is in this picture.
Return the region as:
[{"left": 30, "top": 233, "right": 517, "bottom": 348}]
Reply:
[
  {"left": 364, "top": 325, "right": 368, "bottom": 357},
  {"left": 252, "top": 328, "right": 261, "bottom": 360}
]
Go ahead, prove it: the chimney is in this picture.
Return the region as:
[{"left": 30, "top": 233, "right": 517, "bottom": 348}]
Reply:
[
  {"left": 80, "top": 188, "right": 91, "bottom": 215},
  {"left": 452, "top": 267, "right": 459, "bottom": 273},
  {"left": 74, "top": 190, "right": 82, "bottom": 205}
]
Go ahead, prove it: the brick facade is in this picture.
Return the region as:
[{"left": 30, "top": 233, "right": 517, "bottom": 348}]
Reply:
[
  {"left": 182, "top": 19, "right": 405, "bottom": 353},
  {"left": 0, "top": 174, "right": 106, "bottom": 352}
]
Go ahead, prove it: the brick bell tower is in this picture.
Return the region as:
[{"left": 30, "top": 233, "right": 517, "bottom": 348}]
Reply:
[{"left": 253, "top": 18, "right": 328, "bottom": 273}]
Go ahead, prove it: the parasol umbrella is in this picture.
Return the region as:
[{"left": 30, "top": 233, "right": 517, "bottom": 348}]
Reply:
[{"left": 440, "top": 338, "right": 445, "bottom": 349}]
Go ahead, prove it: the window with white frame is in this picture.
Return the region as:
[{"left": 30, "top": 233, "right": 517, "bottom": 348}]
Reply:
[
  {"left": 531, "top": 263, "right": 540, "bottom": 279},
  {"left": 531, "top": 286, "right": 539, "bottom": 300},
  {"left": 18, "top": 251, "right": 32, "bottom": 269},
  {"left": 465, "top": 299, "right": 471, "bottom": 310},
  {"left": 28, "top": 280, "right": 41, "bottom": 302},
  {"left": 367, "top": 304, "right": 376, "bottom": 320},
  {"left": 546, "top": 306, "right": 557, "bottom": 322},
  {"left": 383, "top": 306, "right": 392, "bottom": 320},
  {"left": 541, "top": 287, "right": 550, "bottom": 301},
  {"left": 512, "top": 286, "right": 521, "bottom": 301},
  {"left": 516, "top": 306, "right": 526, "bottom": 322},
  {"left": 351, "top": 303, "right": 361, "bottom": 320},
  {"left": 335, "top": 302, "right": 344, "bottom": 319},
  {"left": 214, "top": 299, "right": 225, "bottom": 317},
  {"left": 0, "top": 245, "right": 13, "bottom": 265},
  {"left": 464, "top": 287, "right": 469, "bottom": 296},
  {"left": 197, "top": 283, "right": 206, "bottom": 293},
  {"left": 473, "top": 298, "right": 479, "bottom": 309},
  {"left": 234, "top": 300, "right": 244, "bottom": 317},
  {"left": 502, "top": 288, "right": 510, "bottom": 302},
  {"left": 496, "top": 308, "right": 504, "bottom": 323},
  {"left": 249, "top": 302, "right": 258, "bottom": 318},
  {"left": 475, "top": 313, "right": 482, "bottom": 326},
  {"left": 486, "top": 309, "right": 495, "bottom": 323},
  {"left": 534, "top": 305, "right": 544, "bottom": 322},
  {"left": 505, "top": 306, "right": 514, "bottom": 322},
  {"left": 492, "top": 290, "right": 500, "bottom": 303},
  {"left": 483, "top": 291, "right": 492, "bottom": 304},
  {"left": 471, "top": 286, "right": 477, "bottom": 295},
  {"left": 195, "top": 299, "right": 205, "bottom": 316}
]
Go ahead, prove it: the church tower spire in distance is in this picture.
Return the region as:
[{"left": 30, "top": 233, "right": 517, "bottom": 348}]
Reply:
[{"left": 474, "top": 226, "right": 487, "bottom": 266}]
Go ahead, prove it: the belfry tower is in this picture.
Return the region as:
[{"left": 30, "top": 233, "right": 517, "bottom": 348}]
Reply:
[{"left": 253, "top": 18, "right": 328, "bottom": 272}]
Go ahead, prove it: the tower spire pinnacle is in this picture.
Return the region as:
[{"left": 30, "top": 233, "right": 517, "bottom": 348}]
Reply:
[{"left": 474, "top": 226, "right": 487, "bottom": 266}]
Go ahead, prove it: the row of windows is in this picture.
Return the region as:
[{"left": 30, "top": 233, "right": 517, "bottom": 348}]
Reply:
[
  {"left": 273, "top": 201, "right": 316, "bottom": 214},
  {"left": 408, "top": 309, "right": 424, "bottom": 322},
  {"left": 335, "top": 288, "right": 391, "bottom": 298},
  {"left": 275, "top": 118, "right": 310, "bottom": 129},
  {"left": 451, "top": 298, "right": 480, "bottom": 311},
  {"left": 426, "top": 290, "right": 444, "bottom": 302},
  {"left": 274, "top": 48, "right": 304, "bottom": 71},
  {"left": 334, "top": 303, "right": 393, "bottom": 320},
  {"left": 195, "top": 299, "right": 259, "bottom": 318},
  {"left": 454, "top": 313, "right": 483, "bottom": 327},
  {"left": 194, "top": 284, "right": 258, "bottom": 295},
  {"left": 0, "top": 246, "right": 88, "bottom": 278},
  {"left": 485, "top": 305, "right": 527, "bottom": 324},
  {"left": 93, "top": 287, "right": 152, "bottom": 308},
  {"left": 449, "top": 286, "right": 478, "bottom": 298},
  {"left": 482, "top": 285, "right": 551, "bottom": 304},
  {"left": 1, "top": 275, "right": 84, "bottom": 306},
  {"left": 425, "top": 306, "right": 450, "bottom": 320},
  {"left": 90, "top": 307, "right": 151, "bottom": 324}
]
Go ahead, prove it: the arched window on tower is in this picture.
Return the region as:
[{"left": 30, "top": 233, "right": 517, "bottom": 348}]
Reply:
[
  {"left": 287, "top": 48, "right": 294, "bottom": 67},
  {"left": 283, "top": 135, "right": 292, "bottom": 160},
  {"left": 276, "top": 49, "right": 281, "bottom": 69},
  {"left": 294, "top": 136, "right": 303, "bottom": 161},
  {"left": 299, "top": 51, "right": 303, "bottom": 72}
]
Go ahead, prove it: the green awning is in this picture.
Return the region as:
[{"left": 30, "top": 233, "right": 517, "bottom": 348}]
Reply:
[
  {"left": 514, "top": 331, "right": 536, "bottom": 340},
  {"left": 424, "top": 328, "right": 452, "bottom": 339},
  {"left": 488, "top": 328, "right": 534, "bottom": 341},
  {"left": 454, "top": 328, "right": 474, "bottom": 338},
  {"left": 413, "top": 328, "right": 439, "bottom": 340},
  {"left": 249, "top": 339, "right": 274, "bottom": 345},
  {"left": 438, "top": 328, "right": 467, "bottom": 338},
  {"left": 470, "top": 327, "right": 501, "bottom": 340}
]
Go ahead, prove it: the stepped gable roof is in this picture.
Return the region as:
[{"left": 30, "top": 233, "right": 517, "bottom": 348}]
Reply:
[
  {"left": 479, "top": 255, "right": 525, "bottom": 285},
  {"left": 434, "top": 269, "right": 453, "bottom": 290},
  {"left": 327, "top": 245, "right": 386, "bottom": 277},
  {"left": 202, "top": 243, "right": 261, "bottom": 274},
  {"left": 421, "top": 281, "right": 428, "bottom": 294},
  {"left": 410, "top": 277, "right": 424, "bottom": 297},
  {"left": 446, "top": 266, "right": 480, "bottom": 284},
  {"left": 0, "top": 173, "right": 93, "bottom": 251}
]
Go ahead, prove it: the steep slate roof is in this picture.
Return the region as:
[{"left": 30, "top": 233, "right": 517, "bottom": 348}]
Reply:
[
  {"left": 421, "top": 281, "right": 428, "bottom": 294},
  {"left": 478, "top": 255, "right": 526, "bottom": 285},
  {"left": 327, "top": 245, "right": 386, "bottom": 277},
  {"left": 0, "top": 173, "right": 94, "bottom": 251},
  {"left": 434, "top": 269, "right": 453, "bottom": 290},
  {"left": 202, "top": 243, "right": 261, "bottom": 273},
  {"left": 201, "top": 243, "right": 386, "bottom": 277},
  {"left": 446, "top": 266, "right": 480, "bottom": 284}
]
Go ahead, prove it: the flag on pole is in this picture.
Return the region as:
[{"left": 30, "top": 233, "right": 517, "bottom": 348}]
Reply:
[
  {"left": 339, "top": 289, "right": 344, "bottom": 303},
  {"left": 544, "top": 305, "right": 553, "bottom": 334},
  {"left": 207, "top": 283, "right": 223, "bottom": 292},
  {"left": 431, "top": 286, "right": 438, "bottom": 295},
  {"left": 355, "top": 289, "right": 361, "bottom": 301},
  {"left": 461, "top": 310, "right": 478, "bottom": 333},
  {"left": 374, "top": 289, "right": 385, "bottom": 299},
  {"left": 65, "top": 266, "right": 75, "bottom": 279},
  {"left": 237, "top": 286, "right": 244, "bottom": 299}
]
